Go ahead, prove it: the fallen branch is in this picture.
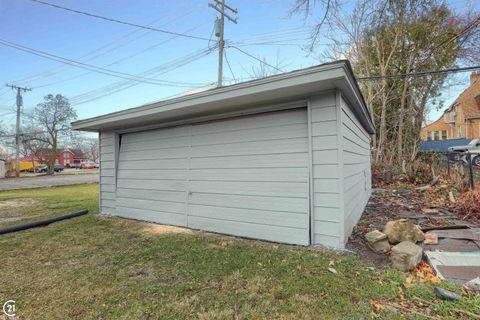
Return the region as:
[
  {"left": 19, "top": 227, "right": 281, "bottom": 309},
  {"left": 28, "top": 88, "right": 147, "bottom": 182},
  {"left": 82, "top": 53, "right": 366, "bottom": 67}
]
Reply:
[
  {"left": 412, "top": 296, "right": 480, "bottom": 319},
  {"left": 387, "top": 302, "right": 442, "bottom": 320},
  {"left": 416, "top": 176, "right": 439, "bottom": 191}
]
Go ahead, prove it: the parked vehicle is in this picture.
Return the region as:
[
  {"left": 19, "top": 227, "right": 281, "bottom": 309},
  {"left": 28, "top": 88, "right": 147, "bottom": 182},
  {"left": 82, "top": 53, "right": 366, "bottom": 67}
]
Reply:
[
  {"left": 448, "top": 138, "right": 480, "bottom": 153},
  {"left": 80, "top": 162, "right": 96, "bottom": 169},
  {"left": 448, "top": 139, "right": 480, "bottom": 166},
  {"left": 35, "top": 166, "right": 48, "bottom": 173},
  {"left": 53, "top": 165, "right": 64, "bottom": 172}
]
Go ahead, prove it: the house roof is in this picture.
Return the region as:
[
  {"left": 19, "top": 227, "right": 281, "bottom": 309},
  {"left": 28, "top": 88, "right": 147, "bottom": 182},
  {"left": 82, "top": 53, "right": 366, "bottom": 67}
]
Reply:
[
  {"left": 70, "top": 149, "right": 84, "bottom": 156},
  {"left": 445, "top": 76, "right": 480, "bottom": 119},
  {"left": 72, "top": 60, "right": 375, "bottom": 134},
  {"left": 59, "top": 148, "right": 84, "bottom": 156}
]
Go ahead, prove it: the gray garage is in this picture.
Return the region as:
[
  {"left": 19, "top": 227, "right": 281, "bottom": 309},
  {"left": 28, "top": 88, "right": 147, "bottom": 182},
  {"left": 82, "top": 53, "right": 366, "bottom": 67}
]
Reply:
[{"left": 72, "top": 60, "right": 374, "bottom": 248}]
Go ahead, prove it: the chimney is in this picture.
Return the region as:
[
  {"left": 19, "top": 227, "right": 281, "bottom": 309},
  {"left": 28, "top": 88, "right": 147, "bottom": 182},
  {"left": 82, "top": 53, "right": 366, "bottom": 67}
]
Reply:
[{"left": 471, "top": 71, "right": 480, "bottom": 86}]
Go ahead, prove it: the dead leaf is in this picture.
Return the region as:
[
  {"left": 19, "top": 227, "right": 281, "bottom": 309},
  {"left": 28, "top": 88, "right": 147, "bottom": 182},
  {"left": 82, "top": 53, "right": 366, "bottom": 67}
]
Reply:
[{"left": 369, "top": 299, "right": 385, "bottom": 311}]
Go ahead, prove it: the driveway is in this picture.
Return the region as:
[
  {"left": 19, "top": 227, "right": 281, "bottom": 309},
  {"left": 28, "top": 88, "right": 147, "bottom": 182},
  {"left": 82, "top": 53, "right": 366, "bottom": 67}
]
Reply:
[{"left": 0, "top": 174, "right": 99, "bottom": 191}]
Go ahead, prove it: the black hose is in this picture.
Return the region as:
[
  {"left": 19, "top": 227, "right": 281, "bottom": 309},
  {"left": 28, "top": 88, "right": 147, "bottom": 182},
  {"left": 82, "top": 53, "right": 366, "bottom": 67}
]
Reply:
[{"left": 0, "top": 209, "right": 89, "bottom": 235}]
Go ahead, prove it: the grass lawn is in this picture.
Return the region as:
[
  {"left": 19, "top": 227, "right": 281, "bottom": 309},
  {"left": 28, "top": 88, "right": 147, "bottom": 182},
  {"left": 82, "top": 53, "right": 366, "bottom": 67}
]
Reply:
[{"left": 0, "top": 184, "right": 479, "bottom": 319}]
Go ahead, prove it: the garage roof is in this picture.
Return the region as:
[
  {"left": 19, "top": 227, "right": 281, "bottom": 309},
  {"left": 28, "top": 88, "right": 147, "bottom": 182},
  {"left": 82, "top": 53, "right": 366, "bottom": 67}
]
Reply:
[{"left": 72, "top": 60, "right": 374, "bottom": 134}]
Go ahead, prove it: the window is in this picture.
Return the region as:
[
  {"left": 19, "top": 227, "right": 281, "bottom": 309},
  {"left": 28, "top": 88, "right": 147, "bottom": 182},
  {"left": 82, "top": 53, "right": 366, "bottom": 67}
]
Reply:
[
  {"left": 441, "top": 130, "right": 447, "bottom": 140},
  {"left": 434, "top": 131, "right": 440, "bottom": 140},
  {"left": 63, "top": 153, "right": 69, "bottom": 159},
  {"left": 426, "top": 131, "right": 433, "bottom": 141},
  {"left": 458, "top": 126, "right": 462, "bottom": 138}
]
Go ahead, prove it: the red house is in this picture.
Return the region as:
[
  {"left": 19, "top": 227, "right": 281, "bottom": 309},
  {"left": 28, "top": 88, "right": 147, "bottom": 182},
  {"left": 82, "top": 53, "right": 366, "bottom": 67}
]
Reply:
[{"left": 57, "top": 148, "right": 85, "bottom": 167}]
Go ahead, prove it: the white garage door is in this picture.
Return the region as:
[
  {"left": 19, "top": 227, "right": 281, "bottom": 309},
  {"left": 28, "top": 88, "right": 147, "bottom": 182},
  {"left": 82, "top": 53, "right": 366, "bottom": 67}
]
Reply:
[{"left": 116, "top": 108, "right": 310, "bottom": 245}]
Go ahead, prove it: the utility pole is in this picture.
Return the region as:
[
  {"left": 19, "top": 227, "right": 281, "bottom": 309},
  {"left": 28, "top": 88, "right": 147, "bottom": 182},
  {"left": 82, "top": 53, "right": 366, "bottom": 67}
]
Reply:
[
  {"left": 6, "top": 84, "right": 31, "bottom": 177},
  {"left": 209, "top": 0, "right": 237, "bottom": 87}
]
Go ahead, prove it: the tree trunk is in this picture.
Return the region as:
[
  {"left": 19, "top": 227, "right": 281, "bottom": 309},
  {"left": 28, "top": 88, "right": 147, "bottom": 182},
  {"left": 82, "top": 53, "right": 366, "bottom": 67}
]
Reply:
[{"left": 49, "top": 142, "right": 57, "bottom": 175}]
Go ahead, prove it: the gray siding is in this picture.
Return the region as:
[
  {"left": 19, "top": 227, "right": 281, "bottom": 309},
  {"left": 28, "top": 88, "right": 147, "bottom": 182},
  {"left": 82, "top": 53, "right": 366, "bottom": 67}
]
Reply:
[
  {"left": 187, "top": 108, "right": 310, "bottom": 245},
  {"left": 340, "top": 95, "right": 372, "bottom": 243},
  {"left": 99, "top": 131, "right": 117, "bottom": 214},
  {"left": 310, "top": 92, "right": 344, "bottom": 248},
  {"left": 110, "top": 108, "right": 310, "bottom": 245},
  {"left": 116, "top": 125, "right": 190, "bottom": 226},
  {"left": 97, "top": 93, "right": 372, "bottom": 248}
]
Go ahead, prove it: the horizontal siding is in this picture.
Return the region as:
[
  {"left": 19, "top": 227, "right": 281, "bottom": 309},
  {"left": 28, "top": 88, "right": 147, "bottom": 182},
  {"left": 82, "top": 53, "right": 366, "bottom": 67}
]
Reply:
[
  {"left": 116, "top": 206, "right": 187, "bottom": 226},
  {"left": 190, "top": 153, "right": 308, "bottom": 169},
  {"left": 188, "top": 215, "right": 308, "bottom": 245},
  {"left": 189, "top": 193, "right": 308, "bottom": 213},
  {"left": 100, "top": 131, "right": 116, "bottom": 214},
  {"left": 188, "top": 108, "right": 310, "bottom": 245},
  {"left": 114, "top": 108, "right": 310, "bottom": 245},
  {"left": 310, "top": 93, "right": 342, "bottom": 248},
  {"left": 115, "top": 125, "right": 190, "bottom": 227},
  {"left": 340, "top": 96, "right": 372, "bottom": 243}
]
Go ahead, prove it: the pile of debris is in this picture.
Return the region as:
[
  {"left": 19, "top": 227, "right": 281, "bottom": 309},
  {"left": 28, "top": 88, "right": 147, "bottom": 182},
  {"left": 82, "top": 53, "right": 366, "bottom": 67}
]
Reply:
[
  {"left": 365, "top": 219, "right": 425, "bottom": 271},
  {"left": 365, "top": 219, "right": 480, "bottom": 292}
]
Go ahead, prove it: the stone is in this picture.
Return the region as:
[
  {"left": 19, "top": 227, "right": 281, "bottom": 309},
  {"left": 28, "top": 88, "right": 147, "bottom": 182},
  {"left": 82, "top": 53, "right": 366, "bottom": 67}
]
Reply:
[
  {"left": 390, "top": 241, "right": 423, "bottom": 271},
  {"left": 365, "top": 230, "right": 391, "bottom": 253},
  {"left": 383, "top": 219, "right": 425, "bottom": 244},
  {"left": 424, "top": 233, "right": 438, "bottom": 245},
  {"left": 434, "top": 287, "right": 461, "bottom": 301},
  {"left": 463, "top": 277, "right": 480, "bottom": 293}
]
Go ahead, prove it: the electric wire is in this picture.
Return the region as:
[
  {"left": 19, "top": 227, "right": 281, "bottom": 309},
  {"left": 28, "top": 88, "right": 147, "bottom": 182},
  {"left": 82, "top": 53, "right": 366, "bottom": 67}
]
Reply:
[
  {"left": 0, "top": 38, "right": 206, "bottom": 87},
  {"left": 29, "top": 0, "right": 211, "bottom": 41}
]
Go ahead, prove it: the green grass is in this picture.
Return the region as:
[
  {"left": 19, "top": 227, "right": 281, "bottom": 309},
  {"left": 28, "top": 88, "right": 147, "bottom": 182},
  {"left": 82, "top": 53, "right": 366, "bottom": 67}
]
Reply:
[{"left": 0, "top": 184, "right": 478, "bottom": 319}]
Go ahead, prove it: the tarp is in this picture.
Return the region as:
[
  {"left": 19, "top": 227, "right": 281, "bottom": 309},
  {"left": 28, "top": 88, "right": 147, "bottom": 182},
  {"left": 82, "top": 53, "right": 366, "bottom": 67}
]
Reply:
[{"left": 420, "top": 138, "right": 472, "bottom": 153}]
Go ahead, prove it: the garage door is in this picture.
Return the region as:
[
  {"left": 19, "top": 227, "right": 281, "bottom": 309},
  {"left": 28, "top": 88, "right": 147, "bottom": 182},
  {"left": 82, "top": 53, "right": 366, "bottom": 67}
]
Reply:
[{"left": 116, "top": 108, "right": 310, "bottom": 245}]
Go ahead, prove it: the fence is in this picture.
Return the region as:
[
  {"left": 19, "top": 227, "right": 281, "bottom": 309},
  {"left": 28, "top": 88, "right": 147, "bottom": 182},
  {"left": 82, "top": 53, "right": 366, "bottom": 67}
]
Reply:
[{"left": 446, "top": 151, "right": 478, "bottom": 190}]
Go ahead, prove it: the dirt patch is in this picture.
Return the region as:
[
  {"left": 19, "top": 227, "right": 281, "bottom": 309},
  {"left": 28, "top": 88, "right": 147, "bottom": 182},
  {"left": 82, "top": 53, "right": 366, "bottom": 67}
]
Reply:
[
  {"left": 0, "top": 198, "right": 42, "bottom": 222},
  {"left": 142, "top": 223, "right": 193, "bottom": 235}
]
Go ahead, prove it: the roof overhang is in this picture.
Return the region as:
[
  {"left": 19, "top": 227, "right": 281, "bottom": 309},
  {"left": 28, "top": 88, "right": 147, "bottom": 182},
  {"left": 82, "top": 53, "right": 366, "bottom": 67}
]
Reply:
[{"left": 72, "top": 60, "right": 375, "bottom": 134}]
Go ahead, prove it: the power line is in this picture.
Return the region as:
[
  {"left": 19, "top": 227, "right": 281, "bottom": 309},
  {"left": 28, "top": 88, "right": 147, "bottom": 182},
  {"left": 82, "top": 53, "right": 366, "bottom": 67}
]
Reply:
[
  {"left": 358, "top": 65, "right": 480, "bottom": 81},
  {"left": 209, "top": 0, "right": 238, "bottom": 87},
  {"left": 68, "top": 48, "right": 216, "bottom": 106},
  {"left": 31, "top": 23, "right": 210, "bottom": 89},
  {"left": 224, "top": 48, "right": 236, "bottom": 82},
  {"left": 14, "top": 9, "right": 200, "bottom": 86},
  {"left": 431, "top": 17, "right": 480, "bottom": 53},
  {"left": 5, "top": 84, "right": 31, "bottom": 177},
  {"left": 0, "top": 38, "right": 205, "bottom": 87},
  {"left": 229, "top": 45, "right": 284, "bottom": 73},
  {"left": 29, "top": 0, "right": 210, "bottom": 41}
]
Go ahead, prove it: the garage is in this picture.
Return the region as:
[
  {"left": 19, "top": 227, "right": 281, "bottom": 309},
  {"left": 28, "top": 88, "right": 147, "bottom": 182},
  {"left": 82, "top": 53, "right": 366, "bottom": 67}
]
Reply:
[
  {"left": 72, "top": 61, "right": 375, "bottom": 248},
  {"left": 115, "top": 108, "right": 310, "bottom": 245}
]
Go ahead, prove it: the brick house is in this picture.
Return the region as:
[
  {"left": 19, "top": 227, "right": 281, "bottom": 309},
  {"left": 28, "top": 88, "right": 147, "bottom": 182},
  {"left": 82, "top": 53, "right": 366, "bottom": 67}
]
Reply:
[
  {"left": 421, "top": 72, "right": 480, "bottom": 141},
  {"left": 57, "top": 148, "right": 85, "bottom": 167}
]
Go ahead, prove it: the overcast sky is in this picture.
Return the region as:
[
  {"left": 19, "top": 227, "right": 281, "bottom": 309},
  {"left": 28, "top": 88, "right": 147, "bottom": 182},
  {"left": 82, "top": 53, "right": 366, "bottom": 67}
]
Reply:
[{"left": 0, "top": 0, "right": 477, "bottom": 129}]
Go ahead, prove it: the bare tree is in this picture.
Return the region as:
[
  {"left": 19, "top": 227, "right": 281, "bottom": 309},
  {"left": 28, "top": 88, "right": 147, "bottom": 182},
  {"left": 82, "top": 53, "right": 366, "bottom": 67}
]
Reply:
[
  {"left": 25, "top": 94, "right": 77, "bottom": 174},
  {"left": 244, "top": 53, "right": 287, "bottom": 79},
  {"left": 292, "top": 0, "right": 479, "bottom": 176}
]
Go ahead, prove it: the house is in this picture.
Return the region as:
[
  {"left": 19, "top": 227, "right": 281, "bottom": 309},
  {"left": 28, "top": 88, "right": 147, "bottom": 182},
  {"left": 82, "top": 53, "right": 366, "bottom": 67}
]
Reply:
[
  {"left": 421, "top": 72, "right": 480, "bottom": 141},
  {"left": 72, "top": 60, "right": 375, "bottom": 249},
  {"left": 57, "top": 148, "right": 85, "bottom": 167}
]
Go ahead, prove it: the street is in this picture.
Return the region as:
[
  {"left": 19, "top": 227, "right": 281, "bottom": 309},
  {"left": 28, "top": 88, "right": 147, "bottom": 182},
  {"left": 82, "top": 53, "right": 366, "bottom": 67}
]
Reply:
[{"left": 0, "top": 173, "right": 99, "bottom": 191}]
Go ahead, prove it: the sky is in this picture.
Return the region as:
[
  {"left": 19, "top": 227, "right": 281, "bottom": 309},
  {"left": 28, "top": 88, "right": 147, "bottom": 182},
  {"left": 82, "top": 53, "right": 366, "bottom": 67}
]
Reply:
[{"left": 0, "top": 0, "right": 477, "bottom": 132}]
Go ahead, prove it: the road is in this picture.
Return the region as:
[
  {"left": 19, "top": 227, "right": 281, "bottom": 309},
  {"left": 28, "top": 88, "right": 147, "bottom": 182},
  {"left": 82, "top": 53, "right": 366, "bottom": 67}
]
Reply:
[{"left": 0, "top": 174, "right": 99, "bottom": 191}]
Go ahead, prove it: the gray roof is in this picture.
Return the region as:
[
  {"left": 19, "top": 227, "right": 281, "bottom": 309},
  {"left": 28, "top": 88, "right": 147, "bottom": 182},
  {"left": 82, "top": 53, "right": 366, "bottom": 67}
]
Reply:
[{"left": 72, "top": 60, "right": 374, "bottom": 134}]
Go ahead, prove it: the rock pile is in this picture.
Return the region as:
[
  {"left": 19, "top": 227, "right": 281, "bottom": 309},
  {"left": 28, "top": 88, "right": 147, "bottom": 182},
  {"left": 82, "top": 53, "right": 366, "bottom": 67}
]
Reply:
[{"left": 365, "top": 219, "right": 425, "bottom": 271}]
